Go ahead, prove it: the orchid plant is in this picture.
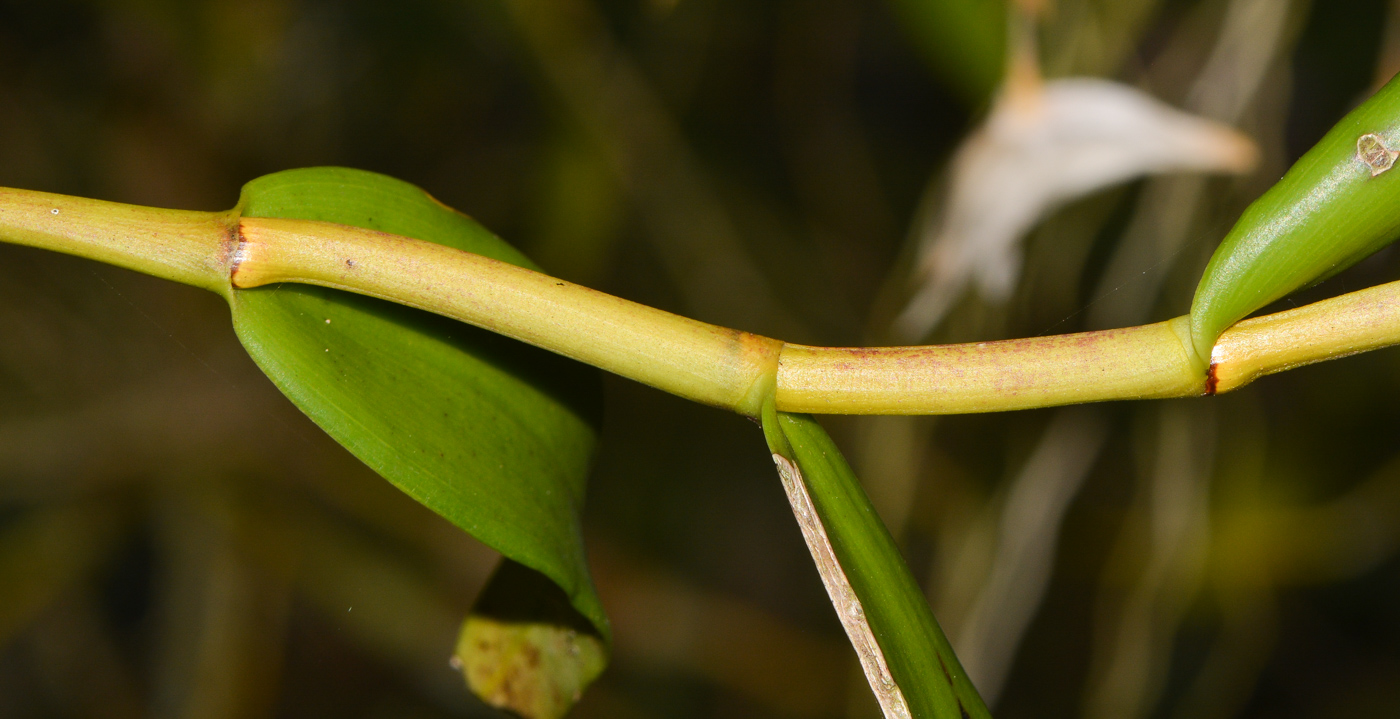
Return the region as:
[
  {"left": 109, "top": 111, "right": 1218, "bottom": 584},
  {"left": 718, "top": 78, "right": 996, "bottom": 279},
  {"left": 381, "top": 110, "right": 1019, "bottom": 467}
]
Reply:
[{"left": 4, "top": 2, "right": 1400, "bottom": 718}]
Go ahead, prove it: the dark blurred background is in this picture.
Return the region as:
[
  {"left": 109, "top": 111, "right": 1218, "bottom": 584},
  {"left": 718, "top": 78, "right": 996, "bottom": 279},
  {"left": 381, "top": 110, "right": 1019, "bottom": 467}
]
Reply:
[{"left": 3, "top": 0, "right": 1400, "bottom": 717}]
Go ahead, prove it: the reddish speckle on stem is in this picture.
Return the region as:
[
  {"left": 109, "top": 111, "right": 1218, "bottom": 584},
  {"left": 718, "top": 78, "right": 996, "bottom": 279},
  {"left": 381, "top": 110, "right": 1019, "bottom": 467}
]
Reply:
[
  {"left": 227, "top": 225, "right": 248, "bottom": 281},
  {"left": 1204, "top": 363, "right": 1219, "bottom": 395}
]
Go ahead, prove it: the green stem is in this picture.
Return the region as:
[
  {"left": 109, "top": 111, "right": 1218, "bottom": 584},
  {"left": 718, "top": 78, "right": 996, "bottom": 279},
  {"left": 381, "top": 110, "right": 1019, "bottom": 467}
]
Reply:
[
  {"left": 234, "top": 217, "right": 785, "bottom": 416},
  {"left": 1209, "top": 278, "right": 1400, "bottom": 392},
  {"left": 777, "top": 316, "right": 1203, "bottom": 414},
  {"left": 0, "top": 188, "right": 236, "bottom": 295},
  {"left": 3, "top": 188, "right": 1400, "bottom": 416}
]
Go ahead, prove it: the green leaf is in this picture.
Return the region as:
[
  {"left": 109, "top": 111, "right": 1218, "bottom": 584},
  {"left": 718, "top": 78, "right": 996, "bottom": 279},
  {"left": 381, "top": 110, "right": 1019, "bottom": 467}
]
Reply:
[
  {"left": 226, "top": 168, "right": 607, "bottom": 646},
  {"left": 1191, "top": 74, "right": 1400, "bottom": 367},
  {"left": 762, "top": 405, "right": 990, "bottom": 719}
]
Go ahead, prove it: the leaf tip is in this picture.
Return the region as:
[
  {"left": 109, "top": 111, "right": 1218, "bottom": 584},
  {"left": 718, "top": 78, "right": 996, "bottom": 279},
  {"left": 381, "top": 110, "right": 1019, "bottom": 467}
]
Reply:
[{"left": 454, "top": 616, "right": 607, "bottom": 719}]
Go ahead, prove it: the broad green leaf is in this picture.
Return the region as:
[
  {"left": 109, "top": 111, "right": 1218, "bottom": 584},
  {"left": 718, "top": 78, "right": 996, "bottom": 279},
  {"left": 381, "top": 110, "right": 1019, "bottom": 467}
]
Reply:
[
  {"left": 761, "top": 405, "right": 990, "bottom": 719},
  {"left": 1191, "top": 74, "right": 1400, "bottom": 367},
  {"left": 226, "top": 169, "right": 607, "bottom": 660}
]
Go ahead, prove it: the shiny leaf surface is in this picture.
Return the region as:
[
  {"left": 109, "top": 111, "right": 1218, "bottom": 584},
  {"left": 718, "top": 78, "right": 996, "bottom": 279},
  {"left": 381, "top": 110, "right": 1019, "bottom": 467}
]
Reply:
[
  {"left": 228, "top": 167, "right": 607, "bottom": 643},
  {"left": 1191, "top": 74, "right": 1400, "bottom": 366}
]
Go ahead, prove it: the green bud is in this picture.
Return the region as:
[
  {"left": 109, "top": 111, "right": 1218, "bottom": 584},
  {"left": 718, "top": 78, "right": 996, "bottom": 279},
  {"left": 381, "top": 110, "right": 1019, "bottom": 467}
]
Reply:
[{"left": 1190, "top": 74, "right": 1400, "bottom": 368}]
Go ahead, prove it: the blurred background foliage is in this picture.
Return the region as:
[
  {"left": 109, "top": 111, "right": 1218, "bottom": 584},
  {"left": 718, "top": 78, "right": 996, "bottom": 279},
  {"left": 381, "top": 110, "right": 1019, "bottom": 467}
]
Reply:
[{"left": 3, "top": 0, "right": 1400, "bottom": 717}]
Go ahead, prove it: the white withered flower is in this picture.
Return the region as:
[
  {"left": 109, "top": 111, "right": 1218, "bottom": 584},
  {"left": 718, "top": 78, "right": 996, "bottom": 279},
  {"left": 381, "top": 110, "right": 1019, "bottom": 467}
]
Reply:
[{"left": 895, "top": 68, "right": 1257, "bottom": 340}]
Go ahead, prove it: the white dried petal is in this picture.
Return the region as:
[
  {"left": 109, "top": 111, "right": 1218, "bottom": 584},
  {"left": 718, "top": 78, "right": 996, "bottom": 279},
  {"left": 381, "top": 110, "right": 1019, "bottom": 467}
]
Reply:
[{"left": 896, "top": 77, "right": 1258, "bottom": 340}]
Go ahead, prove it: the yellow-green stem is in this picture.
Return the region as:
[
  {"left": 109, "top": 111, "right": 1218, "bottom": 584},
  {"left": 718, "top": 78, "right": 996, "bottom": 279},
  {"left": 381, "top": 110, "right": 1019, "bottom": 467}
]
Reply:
[
  {"left": 0, "top": 188, "right": 237, "bottom": 295},
  {"left": 776, "top": 316, "right": 1204, "bottom": 414},
  {"left": 1209, "top": 278, "right": 1400, "bottom": 393},
  {"left": 234, "top": 217, "right": 785, "bottom": 416},
  {"left": 4, "top": 188, "right": 1400, "bottom": 416}
]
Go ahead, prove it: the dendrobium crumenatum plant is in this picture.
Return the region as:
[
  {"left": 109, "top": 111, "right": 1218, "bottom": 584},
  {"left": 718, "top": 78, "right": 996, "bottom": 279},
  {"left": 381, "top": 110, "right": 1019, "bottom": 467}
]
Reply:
[{"left": 6, "top": 65, "right": 1400, "bottom": 719}]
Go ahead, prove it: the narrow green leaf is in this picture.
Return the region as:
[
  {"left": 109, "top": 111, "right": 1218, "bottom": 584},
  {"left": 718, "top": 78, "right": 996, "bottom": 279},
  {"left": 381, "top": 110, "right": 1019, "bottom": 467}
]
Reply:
[
  {"left": 1191, "top": 74, "right": 1400, "bottom": 367},
  {"left": 762, "top": 405, "right": 990, "bottom": 719},
  {"left": 226, "top": 168, "right": 607, "bottom": 646}
]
